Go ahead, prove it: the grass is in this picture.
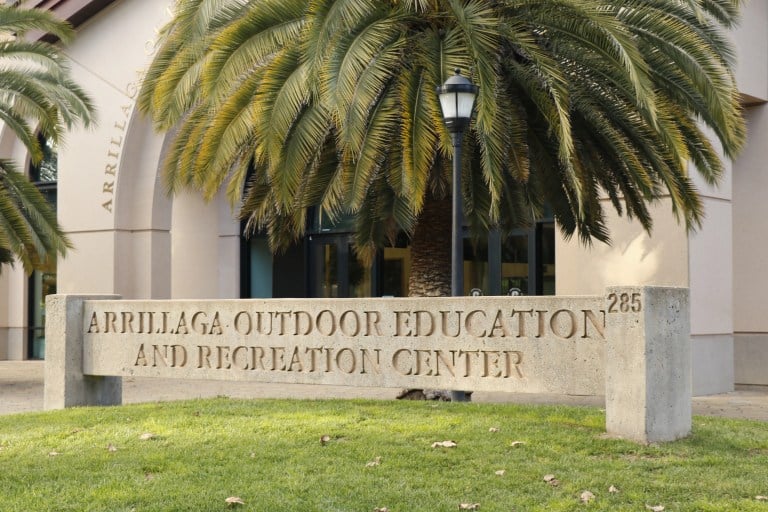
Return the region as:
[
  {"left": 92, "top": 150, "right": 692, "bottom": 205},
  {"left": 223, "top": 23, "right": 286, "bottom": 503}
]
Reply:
[{"left": 1, "top": 398, "right": 767, "bottom": 511}]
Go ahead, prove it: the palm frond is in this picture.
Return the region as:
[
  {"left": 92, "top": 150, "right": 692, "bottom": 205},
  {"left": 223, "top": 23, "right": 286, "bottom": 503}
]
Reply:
[
  {"left": 0, "top": 4, "right": 75, "bottom": 42},
  {"left": 0, "top": 160, "right": 71, "bottom": 273},
  {"left": 0, "top": 5, "right": 94, "bottom": 273}
]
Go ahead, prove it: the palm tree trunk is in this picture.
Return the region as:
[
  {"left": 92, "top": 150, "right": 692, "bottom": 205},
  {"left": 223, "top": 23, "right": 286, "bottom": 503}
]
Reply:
[
  {"left": 399, "top": 192, "right": 457, "bottom": 401},
  {"left": 408, "top": 192, "right": 451, "bottom": 297}
]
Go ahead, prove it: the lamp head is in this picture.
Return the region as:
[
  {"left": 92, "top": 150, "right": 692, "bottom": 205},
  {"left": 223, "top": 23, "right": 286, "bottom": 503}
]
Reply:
[{"left": 436, "top": 68, "right": 479, "bottom": 133}]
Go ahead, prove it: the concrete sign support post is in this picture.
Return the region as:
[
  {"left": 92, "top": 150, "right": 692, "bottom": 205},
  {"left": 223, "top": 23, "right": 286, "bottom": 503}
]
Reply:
[
  {"left": 44, "top": 287, "right": 692, "bottom": 444},
  {"left": 604, "top": 286, "right": 691, "bottom": 443},
  {"left": 44, "top": 294, "right": 123, "bottom": 409}
]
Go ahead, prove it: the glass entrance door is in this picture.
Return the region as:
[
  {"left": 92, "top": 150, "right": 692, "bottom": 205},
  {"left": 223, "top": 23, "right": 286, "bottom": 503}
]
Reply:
[
  {"left": 27, "top": 133, "right": 58, "bottom": 359},
  {"left": 498, "top": 222, "right": 555, "bottom": 296},
  {"left": 28, "top": 269, "right": 55, "bottom": 359},
  {"left": 308, "top": 234, "right": 372, "bottom": 298}
]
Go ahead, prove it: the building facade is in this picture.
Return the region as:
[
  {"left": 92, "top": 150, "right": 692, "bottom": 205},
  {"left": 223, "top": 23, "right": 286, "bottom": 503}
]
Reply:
[{"left": 1, "top": 0, "right": 766, "bottom": 395}]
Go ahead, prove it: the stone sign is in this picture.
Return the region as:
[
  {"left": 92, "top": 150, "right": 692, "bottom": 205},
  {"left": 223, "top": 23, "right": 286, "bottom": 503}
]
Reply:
[{"left": 45, "top": 286, "right": 691, "bottom": 443}]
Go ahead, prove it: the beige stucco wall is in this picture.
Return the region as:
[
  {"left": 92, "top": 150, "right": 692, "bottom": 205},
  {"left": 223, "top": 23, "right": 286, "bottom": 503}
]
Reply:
[
  {"left": 687, "top": 124, "right": 735, "bottom": 394},
  {"left": 731, "top": 6, "right": 768, "bottom": 397},
  {"left": 0, "top": 268, "right": 25, "bottom": 359},
  {"left": 556, "top": 177, "right": 738, "bottom": 394},
  {"left": 556, "top": 198, "right": 689, "bottom": 296},
  {"left": 733, "top": 106, "right": 768, "bottom": 332},
  {"left": 734, "top": 0, "right": 768, "bottom": 102},
  {"left": 170, "top": 190, "right": 240, "bottom": 299},
  {"left": 112, "top": 108, "right": 172, "bottom": 300},
  {"left": 689, "top": 197, "right": 734, "bottom": 395},
  {"left": 689, "top": 199, "right": 732, "bottom": 337},
  {"left": 733, "top": 104, "right": 768, "bottom": 384},
  {"left": 56, "top": 0, "right": 240, "bottom": 300},
  {"left": 57, "top": 0, "right": 171, "bottom": 296},
  {"left": 733, "top": 3, "right": 767, "bottom": 383},
  {"left": 0, "top": 272, "right": 7, "bottom": 359}
]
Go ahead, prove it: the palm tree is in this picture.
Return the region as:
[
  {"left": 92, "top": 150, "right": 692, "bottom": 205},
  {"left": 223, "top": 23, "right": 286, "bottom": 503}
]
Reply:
[
  {"left": 0, "top": 5, "right": 95, "bottom": 273},
  {"left": 139, "top": 0, "right": 744, "bottom": 297}
]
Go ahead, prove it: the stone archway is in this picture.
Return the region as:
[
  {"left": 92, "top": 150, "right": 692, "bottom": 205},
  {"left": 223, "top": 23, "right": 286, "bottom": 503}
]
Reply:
[
  {"left": 112, "top": 101, "right": 241, "bottom": 300},
  {"left": 111, "top": 103, "right": 173, "bottom": 299}
]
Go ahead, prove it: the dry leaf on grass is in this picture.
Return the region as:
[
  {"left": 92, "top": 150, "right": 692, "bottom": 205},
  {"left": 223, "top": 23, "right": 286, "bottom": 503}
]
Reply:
[
  {"left": 225, "top": 496, "right": 244, "bottom": 507},
  {"left": 488, "top": 427, "right": 500, "bottom": 433},
  {"left": 366, "top": 456, "right": 382, "bottom": 467},
  {"left": 645, "top": 505, "right": 665, "bottom": 512},
  {"left": 543, "top": 474, "right": 559, "bottom": 486},
  {"left": 48, "top": 451, "right": 60, "bottom": 457},
  {"left": 458, "top": 503, "right": 480, "bottom": 510},
  {"left": 320, "top": 435, "right": 331, "bottom": 445},
  {"left": 432, "top": 440, "right": 457, "bottom": 448},
  {"left": 139, "top": 433, "right": 155, "bottom": 441},
  {"left": 757, "top": 496, "right": 768, "bottom": 501},
  {"left": 374, "top": 508, "right": 389, "bottom": 512},
  {"left": 495, "top": 470, "right": 506, "bottom": 476},
  {"left": 107, "top": 444, "right": 117, "bottom": 453},
  {"left": 580, "top": 491, "right": 595, "bottom": 503},
  {"left": 608, "top": 486, "right": 619, "bottom": 494},
  {"left": 510, "top": 441, "right": 526, "bottom": 448}
]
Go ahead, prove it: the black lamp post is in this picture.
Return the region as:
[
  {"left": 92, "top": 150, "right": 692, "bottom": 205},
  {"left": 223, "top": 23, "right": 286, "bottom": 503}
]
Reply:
[{"left": 437, "top": 68, "right": 478, "bottom": 402}]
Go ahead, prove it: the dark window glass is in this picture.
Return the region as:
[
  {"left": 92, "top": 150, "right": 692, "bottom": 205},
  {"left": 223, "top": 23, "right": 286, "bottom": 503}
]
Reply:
[
  {"left": 311, "top": 209, "right": 356, "bottom": 234},
  {"left": 29, "top": 134, "right": 58, "bottom": 183},
  {"left": 501, "top": 233, "right": 529, "bottom": 295},
  {"left": 245, "top": 210, "right": 555, "bottom": 299},
  {"left": 540, "top": 223, "right": 556, "bottom": 295},
  {"left": 27, "top": 132, "right": 58, "bottom": 359},
  {"left": 465, "top": 237, "right": 489, "bottom": 295}
]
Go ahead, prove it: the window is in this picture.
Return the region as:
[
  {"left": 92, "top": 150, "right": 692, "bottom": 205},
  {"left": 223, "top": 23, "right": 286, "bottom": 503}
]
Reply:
[
  {"left": 27, "top": 134, "right": 58, "bottom": 359},
  {"left": 242, "top": 209, "right": 555, "bottom": 299},
  {"left": 468, "top": 219, "right": 555, "bottom": 296}
]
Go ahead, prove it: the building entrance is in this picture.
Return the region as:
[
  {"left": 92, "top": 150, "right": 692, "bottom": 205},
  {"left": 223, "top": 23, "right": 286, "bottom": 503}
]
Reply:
[
  {"left": 243, "top": 219, "right": 554, "bottom": 300},
  {"left": 308, "top": 234, "right": 373, "bottom": 298},
  {"left": 27, "top": 134, "right": 58, "bottom": 360}
]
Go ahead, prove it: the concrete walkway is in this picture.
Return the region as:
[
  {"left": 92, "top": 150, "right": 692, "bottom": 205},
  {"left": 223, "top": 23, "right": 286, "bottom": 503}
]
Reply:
[{"left": 2, "top": 361, "right": 767, "bottom": 421}]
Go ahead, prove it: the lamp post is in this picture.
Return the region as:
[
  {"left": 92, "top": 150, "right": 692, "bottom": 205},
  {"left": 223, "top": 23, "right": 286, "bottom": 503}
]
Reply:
[{"left": 437, "top": 68, "right": 478, "bottom": 402}]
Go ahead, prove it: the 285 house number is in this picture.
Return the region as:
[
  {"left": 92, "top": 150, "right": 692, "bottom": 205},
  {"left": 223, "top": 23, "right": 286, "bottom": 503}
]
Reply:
[{"left": 607, "top": 292, "right": 642, "bottom": 313}]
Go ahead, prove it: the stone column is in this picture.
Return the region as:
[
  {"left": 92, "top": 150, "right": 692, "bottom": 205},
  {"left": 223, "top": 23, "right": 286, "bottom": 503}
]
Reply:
[
  {"left": 604, "top": 286, "right": 691, "bottom": 443},
  {"left": 44, "top": 294, "right": 122, "bottom": 410}
]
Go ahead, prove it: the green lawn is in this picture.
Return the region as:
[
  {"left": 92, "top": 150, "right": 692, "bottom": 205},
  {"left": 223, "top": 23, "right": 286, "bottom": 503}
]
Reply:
[{"left": 1, "top": 398, "right": 767, "bottom": 511}]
